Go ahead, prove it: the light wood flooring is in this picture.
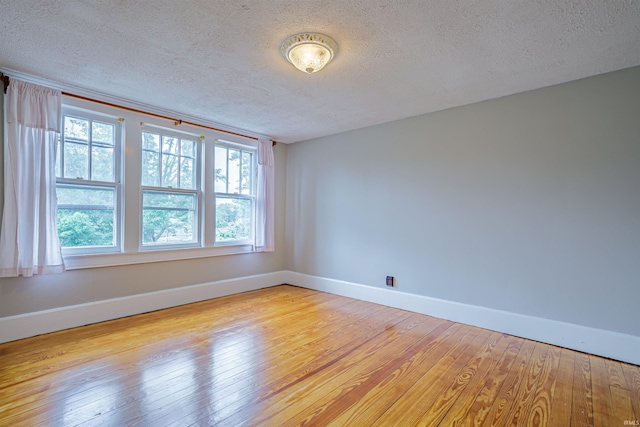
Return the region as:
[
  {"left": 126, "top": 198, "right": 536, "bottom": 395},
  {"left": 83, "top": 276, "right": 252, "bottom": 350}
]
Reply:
[{"left": 0, "top": 285, "right": 638, "bottom": 426}]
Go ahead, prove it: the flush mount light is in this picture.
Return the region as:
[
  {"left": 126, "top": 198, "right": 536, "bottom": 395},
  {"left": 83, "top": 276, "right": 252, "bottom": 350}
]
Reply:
[{"left": 281, "top": 32, "right": 338, "bottom": 74}]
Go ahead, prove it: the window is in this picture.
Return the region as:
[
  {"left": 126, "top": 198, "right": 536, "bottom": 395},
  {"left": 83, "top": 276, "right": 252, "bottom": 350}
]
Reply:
[
  {"left": 55, "top": 109, "right": 122, "bottom": 253},
  {"left": 141, "top": 129, "right": 200, "bottom": 248},
  {"left": 50, "top": 96, "right": 263, "bottom": 269},
  {"left": 214, "top": 142, "right": 256, "bottom": 244}
]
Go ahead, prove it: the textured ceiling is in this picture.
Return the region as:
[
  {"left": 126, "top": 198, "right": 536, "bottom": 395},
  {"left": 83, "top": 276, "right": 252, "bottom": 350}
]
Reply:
[{"left": 1, "top": 1, "right": 639, "bottom": 143}]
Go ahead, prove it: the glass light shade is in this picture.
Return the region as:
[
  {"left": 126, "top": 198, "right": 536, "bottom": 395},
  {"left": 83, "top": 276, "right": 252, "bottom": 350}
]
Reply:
[
  {"left": 288, "top": 43, "right": 331, "bottom": 74},
  {"left": 281, "top": 33, "right": 337, "bottom": 74}
]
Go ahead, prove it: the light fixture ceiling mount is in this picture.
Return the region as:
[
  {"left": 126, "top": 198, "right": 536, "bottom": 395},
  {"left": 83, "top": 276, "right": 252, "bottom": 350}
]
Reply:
[{"left": 281, "top": 33, "right": 338, "bottom": 74}]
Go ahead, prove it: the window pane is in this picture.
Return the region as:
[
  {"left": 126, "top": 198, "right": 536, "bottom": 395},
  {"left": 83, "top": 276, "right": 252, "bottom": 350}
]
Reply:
[
  {"left": 64, "top": 116, "right": 89, "bottom": 141},
  {"left": 162, "top": 136, "right": 179, "bottom": 155},
  {"left": 215, "top": 197, "right": 252, "bottom": 242},
  {"left": 91, "top": 146, "right": 114, "bottom": 182},
  {"left": 142, "top": 132, "right": 160, "bottom": 151},
  {"left": 64, "top": 141, "right": 88, "bottom": 179},
  {"left": 180, "top": 157, "right": 194, "bottom": 190},
  {"left": 92, "top": 122, "right": 114, "bottom": 145},
  {"left": 142, "top": 151, "right": 159, "bottom": 186},
  {"left": 215, "top": 146, "right": 227, "bottom": 193},
  {"left": 181, "top": 139, "right": 195, "bottom": 157},
  {"left": 228, "top": 149, "right": 240, "bottom": 194},
  {"left": 162, "top": 153, "right": 178, "bottom": 188},
  {"left": 241, "top": 151, "right": 252, "bottom": 195},
  {"left": 142, "top": 191, "right": 196, "bottom": 245},
  {"left": 143, "top": 191, "right": 194, "bottom": 209},
  {"left": 56, "top": 185, "right": 115, "bottom": 247}
]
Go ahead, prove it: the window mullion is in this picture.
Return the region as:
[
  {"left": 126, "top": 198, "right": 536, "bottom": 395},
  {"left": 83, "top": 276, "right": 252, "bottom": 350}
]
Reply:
[
  {"left": 237, "top": 150, "right": 242, "bottom": 195},
  {"left": 58, "top": 136, "right": 64, "bottom": 179},
  {"left": 158, "top": 135, "right": 163, "bottom": 188},
  {"left": 177, "top": 138, "right": 182, "bottom": 189},
  {"left": 225, "top": 147, "right": 230, "bottom": 193},
  {"left": 87, "top": 119, "right": 93, "bottom": 180}
]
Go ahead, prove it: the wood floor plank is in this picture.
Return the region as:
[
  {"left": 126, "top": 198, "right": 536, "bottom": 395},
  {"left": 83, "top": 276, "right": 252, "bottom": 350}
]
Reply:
[
  {"left": 443, "top": 335, "right": 526, "bottom": 426},
  {"left": 591, "top": 355, "right": 616, "bottom": 427},
  {"left": 0, "top": 285, "right": 635, "bottom": 427},
  {"left": 610, "top": 385, "right": 635, "bottom": 427},
  {"left": 281, "top": 321, "right": 466, "bottom": 427},
  {"left": 112, "top": 304, "right": 412, "bottom": 426},
  {"left": 100, "top": 301, "right": 395, "bottom": 426},
  {"left": 0, "top": 286, "right": 315, "bottom": 393},
  {"left": 547, "top": 348, "right": 576, "bottom": 426},
  {"left": 0, "top": 289, "right": 352, "bottom": 424},
  {"left": 3, "top": 293, "right": 367, "bottom": 426},
  {"left": 604, "top": 359, "right": 629, "bottom": 389},
  {"left": 369, "top": 328, "right": 493, "bottom": 426},
  {"left": 326, "top": 323, "right": 479, "bottom": 427},
  {"left": 501, "top": 342, "right": 550, "bottom": 426},
  {"left": 0, "top": 287, "right": 335, "bottom": 385},
  {"left": 572, "top": 352, "right": 595, "bottom": 427},
  {"left": 216, "top": 313, "right": 448, "bottom": 426},
  {"left": 415, "top": 331, "right": 508, "bottom": 426},
  {"left": 524, "top": 345, "right": 562, "bottom": 426},
  {"left": 1, "top": 288, "right": 350, "bottom": 424},
  {"left": 263, "top": 318, "right": 455, "bottom": 427},
  {"left": 621, "top": 363, "right": 640, "bottom": 423},
  {"left": 478, "top": 339, "right": 537, "bottom": 426}
]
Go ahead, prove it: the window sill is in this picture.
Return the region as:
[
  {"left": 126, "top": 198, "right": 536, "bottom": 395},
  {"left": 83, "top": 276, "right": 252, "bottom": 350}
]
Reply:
[{"left": 63, "top": 245, "right": 255, "bottom": 270}]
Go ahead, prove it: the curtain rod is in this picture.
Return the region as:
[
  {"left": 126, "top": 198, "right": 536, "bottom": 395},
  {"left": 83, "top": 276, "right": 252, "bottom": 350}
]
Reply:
[{"left": 1, "top": 74, "right": 276, "bottom": 146}]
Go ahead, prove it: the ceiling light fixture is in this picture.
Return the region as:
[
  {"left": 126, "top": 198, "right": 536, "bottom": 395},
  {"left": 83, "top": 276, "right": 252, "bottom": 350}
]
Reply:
[{"left": 281, "top": 33, "right": 337, "bottom": 74}]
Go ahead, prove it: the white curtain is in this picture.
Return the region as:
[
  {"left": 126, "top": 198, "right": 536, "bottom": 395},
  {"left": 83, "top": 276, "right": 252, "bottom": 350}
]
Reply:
[
  {"left": 0, "top": 79, "right": 65, "bottom": 277},
  {"left": 255, "top": 139, "right": 275, "bottom": 252}
]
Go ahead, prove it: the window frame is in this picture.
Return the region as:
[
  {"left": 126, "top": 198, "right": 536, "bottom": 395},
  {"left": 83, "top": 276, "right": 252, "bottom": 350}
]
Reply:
[
  {"left": 139, "top": 125, "right": 203, "bottom": 250},
  {"left": 214, "top": 140, "right": 257, "bottom": 246},
  {"left": 56, "top": 106, "right": 123, "bottom": 255}
]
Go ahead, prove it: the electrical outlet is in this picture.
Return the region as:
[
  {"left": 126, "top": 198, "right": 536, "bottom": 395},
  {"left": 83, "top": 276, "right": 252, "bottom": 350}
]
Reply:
[{"left": 386, "top": 276, "right": 395, "bottom": 287}]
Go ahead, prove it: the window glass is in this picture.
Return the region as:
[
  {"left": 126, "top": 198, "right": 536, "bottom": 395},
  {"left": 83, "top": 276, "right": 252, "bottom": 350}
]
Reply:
[
  {"left": 214, "top": 143, "right": 256, "bottom": 244},
  {"left": 241, "top": 151, "right": 252, "bottom": 195},
  {"left": 228, "top": 149, "right": 241, "bottom": 194},
  {"left": 215, "top": 145, "right": 227, "bottom": 193},
  {"left": 142, "top": 191, "right": 197, "bottom": 245},
  {"left": 215, "top": 197, "right": 252, "bottom": 242},
  {"left": 57, "top": 185, "right": 116, "bottom": 248}
]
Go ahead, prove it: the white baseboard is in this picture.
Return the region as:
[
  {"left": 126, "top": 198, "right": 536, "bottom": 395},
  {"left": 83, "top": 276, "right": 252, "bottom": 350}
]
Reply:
[
  {"left": 0, "top": 271, "right": 287, "bottom": 344},
  {"left": 3, "top": 269, "right": 638, "bottom": 365},
  {"left": 285, "top": 271, "right": 640, "bottom": 366}
]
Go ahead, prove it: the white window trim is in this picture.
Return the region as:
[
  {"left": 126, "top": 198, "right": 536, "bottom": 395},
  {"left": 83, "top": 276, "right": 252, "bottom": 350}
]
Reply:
[
  {"left": 56, "top": 96, "right": 260, "bottom": 270},
  {"left": 58, "top": 106, "right": 123, "bottom": 255},
  {"left": 63, "top": 244, "right": 255, "bottom": 270}
]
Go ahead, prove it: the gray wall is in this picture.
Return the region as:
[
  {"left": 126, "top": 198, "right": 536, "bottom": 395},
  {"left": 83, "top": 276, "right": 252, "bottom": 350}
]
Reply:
[
  {"left": 286, "top": 66, "right": 640, "bottom": 337},
  {"left": 0, "top": 139, "right": 287, "bottom": 317}
]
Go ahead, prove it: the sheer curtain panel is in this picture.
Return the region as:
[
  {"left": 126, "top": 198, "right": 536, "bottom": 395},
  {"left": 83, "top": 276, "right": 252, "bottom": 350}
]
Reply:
[
  {"left": 255, "top": 139, "right": 274, "bottom": 252},
  {"left": 0, "top": 79, "right": 65, "bottom": 277}
]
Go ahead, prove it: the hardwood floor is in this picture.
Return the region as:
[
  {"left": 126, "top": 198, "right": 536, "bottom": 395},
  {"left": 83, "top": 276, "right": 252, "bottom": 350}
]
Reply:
[{"left": 0, "top": 285, "right": 638, "bottom": 426}]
